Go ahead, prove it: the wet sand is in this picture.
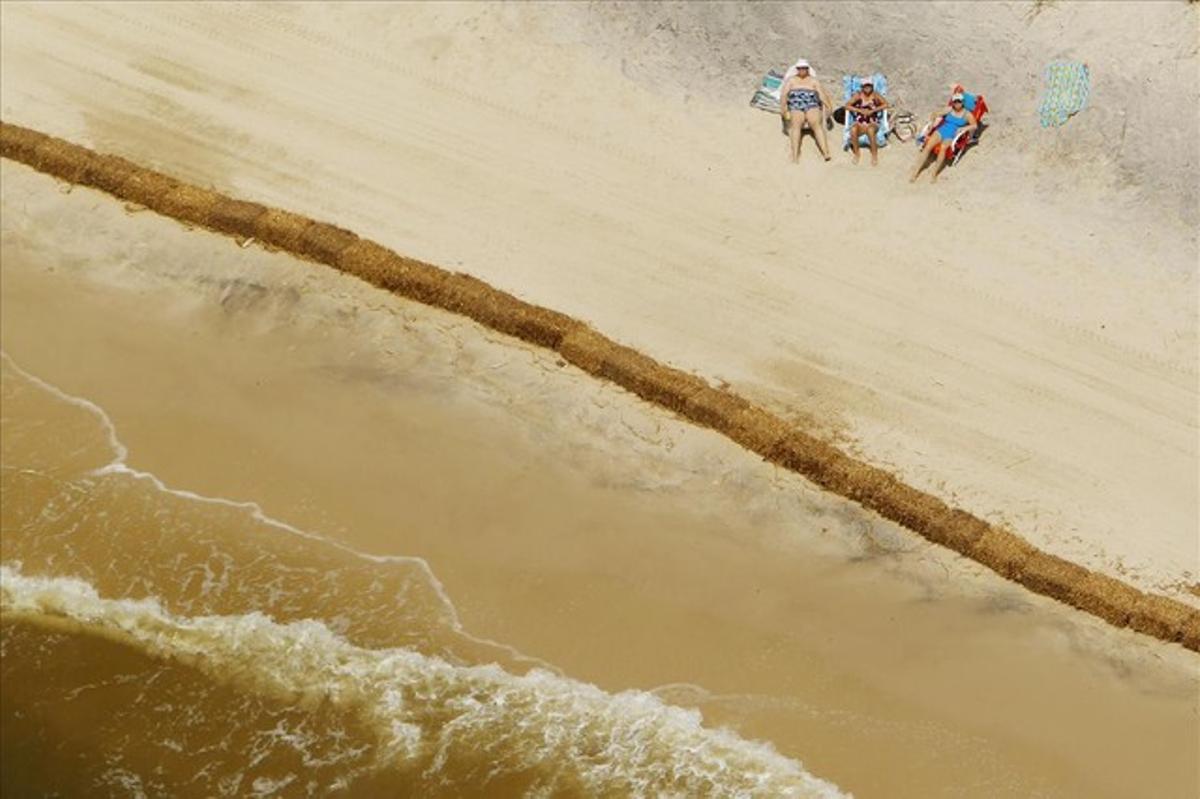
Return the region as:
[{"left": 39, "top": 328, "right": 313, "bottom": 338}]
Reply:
[{"left": 3, "top": 162, "right": 1197, "bottom": 797}]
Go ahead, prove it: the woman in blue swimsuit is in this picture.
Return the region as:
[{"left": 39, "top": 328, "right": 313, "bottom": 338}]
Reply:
[
  {"left": 779, "top": 60, "right": 833, "bottom": 163},
  {"left": 910, "top": 93, "right": 977, "bottom": 183}
]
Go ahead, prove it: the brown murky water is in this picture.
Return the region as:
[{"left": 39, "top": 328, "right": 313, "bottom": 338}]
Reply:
[{"left": 1, "top": 163, "right": 1197, "bottom": 797}]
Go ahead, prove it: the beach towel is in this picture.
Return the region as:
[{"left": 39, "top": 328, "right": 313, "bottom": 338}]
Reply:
[
  {"left": 750, "top": 69, "right": 786, "bottom": 112},
  {"left": 1038, "top": 61, "right": 1090, "bottom": 128},
  {"left": 842, "top": 73, "right": 890, "bottom": 149}
]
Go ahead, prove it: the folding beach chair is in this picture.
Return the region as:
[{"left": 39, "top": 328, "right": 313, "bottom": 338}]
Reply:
[
  {"left": 842, "top": 73, "right": 890, "bottom": 151},
  {"left": 917, "top": 84, "right": 989, "bottom": 166}
]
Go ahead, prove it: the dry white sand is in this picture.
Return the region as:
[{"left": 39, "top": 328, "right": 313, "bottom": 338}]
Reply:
[{"left": 1, "top": 1, "right": 1196, "bottom": 605}]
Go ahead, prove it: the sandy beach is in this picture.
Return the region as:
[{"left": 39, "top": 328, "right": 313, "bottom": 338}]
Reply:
[
  {"left": 2, "top": 1, "right": 1195, "bottom": 599},
  {"left": 2, "top": 2, "right": 1198, "bottom": 796}
]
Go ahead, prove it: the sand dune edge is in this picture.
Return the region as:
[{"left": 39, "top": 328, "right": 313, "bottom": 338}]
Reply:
[{"left": 3, "top": 120, "right": 1195, "bottom": 653}]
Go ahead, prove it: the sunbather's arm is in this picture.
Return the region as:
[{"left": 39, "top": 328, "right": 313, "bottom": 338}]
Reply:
[
  {"left": 962, "top": 111, "right": 978, "bottom": 133},
  {"left": 818, "top": 81, "right": 834, "bottom": 112},
  {"left": 779, "top": 80, "right": 790, "bottom": 117}
]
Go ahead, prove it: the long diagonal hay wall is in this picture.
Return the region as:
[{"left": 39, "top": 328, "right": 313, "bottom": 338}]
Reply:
[{"left": 3, "top": 121, "right": 1196, "bottom": 653}]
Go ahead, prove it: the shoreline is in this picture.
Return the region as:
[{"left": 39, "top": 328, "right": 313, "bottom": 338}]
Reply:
[
  {"left": 4, "top": 153, "right": 1197, "bottom": 797},
  {"left": 4, "top": 121, "right": 1196, "bottom": 653}
]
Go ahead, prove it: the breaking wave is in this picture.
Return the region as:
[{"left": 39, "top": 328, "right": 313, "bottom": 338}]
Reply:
[{"left": 0, "top": 565, "right": 848, "bottom": 798}]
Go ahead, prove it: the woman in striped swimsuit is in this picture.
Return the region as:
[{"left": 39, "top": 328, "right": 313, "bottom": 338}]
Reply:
[{"left": 779, "top": 61, "right": 833, "bottom": 163}]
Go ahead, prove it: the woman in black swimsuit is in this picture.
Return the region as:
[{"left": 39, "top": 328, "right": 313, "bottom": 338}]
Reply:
[{"left": 845, "top": 78, "right": 889, "bottom": 166}]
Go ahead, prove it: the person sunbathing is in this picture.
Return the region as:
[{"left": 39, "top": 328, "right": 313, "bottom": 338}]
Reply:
[
  {"left": 845, "top": 78, "right": 889, "bottom": 165},
  {"left": 779, "top": 60, "right": 833, "bottom": 163},
  {"left": 910, "top": 93, "right": 978, "bottom": 183}
]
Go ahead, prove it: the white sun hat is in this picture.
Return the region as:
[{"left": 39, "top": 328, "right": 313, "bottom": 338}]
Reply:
[{"left": 783, "top": 58, "right": 818, "bottom": 87}]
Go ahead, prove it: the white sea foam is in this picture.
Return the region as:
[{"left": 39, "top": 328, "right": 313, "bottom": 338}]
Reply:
[
  {"left": 1, "top": 565, "right": 848, "bottom": 797},
  {"left": 0, "top": 350, "right": 538, "bottom": 668}
]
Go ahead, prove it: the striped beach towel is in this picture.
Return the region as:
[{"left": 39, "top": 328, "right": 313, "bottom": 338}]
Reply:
[{"left": 750, "top": 69, "right": 786, "bottom": 112}]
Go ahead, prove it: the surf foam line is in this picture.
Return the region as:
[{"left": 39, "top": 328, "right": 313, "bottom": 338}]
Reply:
[
  {"left": 1, "top": 121, "right": 1196, "bottom": 653},
  {"left": 0, "top": 565, "right": 849, "bottom": 798},
  {"left": 0, "top": 350, "right": 549, "bottom": 673}
]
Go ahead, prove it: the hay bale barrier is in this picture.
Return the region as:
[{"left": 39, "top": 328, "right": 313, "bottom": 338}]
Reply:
[
  {"left": 297, "top": 221, "right": 359, "bottom": 264},
  {"left": 253, "top": 207, "right": 314, "bottom": 251},
  {"left": 0, "top": 122, "right": 49, "bottom": 163},
  {"left": 208, "top": 198, "right": 267, "bottom": 237},
  {"left": 1181, "top": 613, "right": 1200, "bottom": 652},
  {"left": 158, "top": 184, "right": 223, "bottom": 226},
  {"left": 2, "top": 120, "right": 1196, "bottom": 653},
  {"left": 1021, "top": 553, "right": 1095, "bottom": 606},
  {"left": 470, "top": 289, "right": 581, "bottom": 349},
  {"left": 31, "top": 137, "right": 93, "bottom": 183},
  {"left": 336, "top": 241, "right": 447, "bottom": 306},
  {"left": 80, "top": 153, "right": 139, "bottom": 195},
  {"left": 709, "top": 402, "right": 790, "bottom": 456},
  {"left": 335, "top": 239, "right": 399, "bottom": 286},
  {"left": 439, "top": 275, "right": 581, "bottom": 349},
  {"left": 559, "top": 329, "right": 716, "bottom": 417},
  {"left": 1070, "top": 573, "right": 1145, "bottom": 627},
  {"left": 768, "top": 430, "right": 844, "bottom": 478},
  {"left": 1129, "top": 594, "right": 1195, "bottom": 643},
  {"left": 118, "top": 169, "right": 180, "bottom": 209},
  {"left": 970, "top": 527, "right": 1038, "bottom": 580}
]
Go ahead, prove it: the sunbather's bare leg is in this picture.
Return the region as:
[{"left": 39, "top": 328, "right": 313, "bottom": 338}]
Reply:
[
  {"left": 850, "top": 124, "right": 861, "bottom": 163},
  {"left": 930, "top": 146, "right": 949, "bottom": 183},
  {"left": 805, "top": 108, "right": 831, "bottom": 161},
  {"left": 787, "top": 115, "right": 802, "bottom": 163},
  {"left": 867, "top": 123, "right": 880, "bottom": 165},
  {"left": 910, "top": 135, "right": 939, "bottom": 182}
]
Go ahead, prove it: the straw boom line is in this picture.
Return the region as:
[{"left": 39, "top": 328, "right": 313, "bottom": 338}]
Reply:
[{"left": 2, "top": 120, "right": 1196, "bottom": 653}]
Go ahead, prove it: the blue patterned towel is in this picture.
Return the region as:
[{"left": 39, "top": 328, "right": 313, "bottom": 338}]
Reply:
[{"left": 1038, "top": 61, "right": 1090, "bottom": 128}]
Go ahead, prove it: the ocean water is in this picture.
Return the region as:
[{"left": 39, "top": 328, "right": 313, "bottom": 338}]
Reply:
[{"left": 0, "top": 358, "right": 842, "bottom": 798}]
